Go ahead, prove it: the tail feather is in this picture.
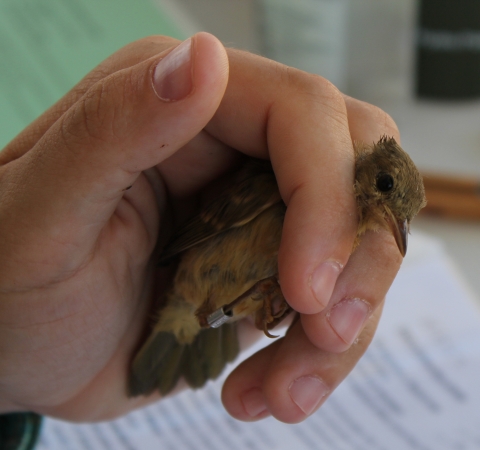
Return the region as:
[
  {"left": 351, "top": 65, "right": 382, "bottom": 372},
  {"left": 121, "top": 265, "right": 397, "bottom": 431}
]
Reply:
[
  {"left": 182, "top": 344, "right": 207, "bottom": 389},
  {"left": 156, "top": 343, "right": 185, "bottom": 396},
  {"left": 128, "top": 331, "right": 177, "bottom": 396},
  {"left": 128, "top": 324, "right": 239, "bottom": 397},
  {"left": 222, "top": 322, "right": 240, "bottom": 363},
  {"left": 202, "top": 326, "right": 227, "bottom": 380}
]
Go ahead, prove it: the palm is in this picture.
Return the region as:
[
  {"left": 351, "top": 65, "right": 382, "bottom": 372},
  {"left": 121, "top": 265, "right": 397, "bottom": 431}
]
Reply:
[
  {"left": 0, "top": 177, "right": 148, "bottom": 410},
  {"left": 0, "top": 139, "right": 243, "bottom": 419}
]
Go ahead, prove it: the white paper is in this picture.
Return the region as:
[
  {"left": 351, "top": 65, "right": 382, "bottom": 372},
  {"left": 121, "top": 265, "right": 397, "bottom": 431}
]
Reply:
[{"left": 37, "top": 233, "right": 480, "bottom": 450}]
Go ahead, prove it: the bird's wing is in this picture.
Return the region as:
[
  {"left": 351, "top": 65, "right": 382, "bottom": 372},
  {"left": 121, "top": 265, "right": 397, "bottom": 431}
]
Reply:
[{"left": 159, "top": 161, "right": 282, "bottom": 263}]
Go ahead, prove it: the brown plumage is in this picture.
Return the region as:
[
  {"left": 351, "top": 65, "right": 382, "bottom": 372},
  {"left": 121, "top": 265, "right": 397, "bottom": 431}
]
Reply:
[{"left": 128, "top": 136, "right": 426, "bottom": 397}]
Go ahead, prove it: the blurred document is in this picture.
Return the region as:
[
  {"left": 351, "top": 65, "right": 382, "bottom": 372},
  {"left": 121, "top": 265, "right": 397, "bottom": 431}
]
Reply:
[{"left": 37, "top": 233, "right": 480, "bottom": 450}]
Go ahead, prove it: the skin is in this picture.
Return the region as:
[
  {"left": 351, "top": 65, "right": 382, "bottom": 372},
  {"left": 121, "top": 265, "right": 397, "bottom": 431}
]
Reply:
[{"left": 0, "top": 32, "right": 402, "bottom": 424}]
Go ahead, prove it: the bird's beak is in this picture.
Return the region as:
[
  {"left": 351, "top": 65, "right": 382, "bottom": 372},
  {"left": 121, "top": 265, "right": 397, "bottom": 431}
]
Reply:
[{"left": 383, "top": 205, "right": 408, "bottom": 257}]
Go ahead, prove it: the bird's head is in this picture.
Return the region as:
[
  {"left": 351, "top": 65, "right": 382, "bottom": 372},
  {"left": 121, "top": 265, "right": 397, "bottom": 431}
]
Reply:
[{"left": 353, "top": 136, "right": 426, "bottom": 256}]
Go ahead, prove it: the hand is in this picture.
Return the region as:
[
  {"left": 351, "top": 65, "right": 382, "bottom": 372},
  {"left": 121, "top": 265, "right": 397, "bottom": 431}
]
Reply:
[{"left": 0, "top": 32, "right": 402, "bottom": 423}]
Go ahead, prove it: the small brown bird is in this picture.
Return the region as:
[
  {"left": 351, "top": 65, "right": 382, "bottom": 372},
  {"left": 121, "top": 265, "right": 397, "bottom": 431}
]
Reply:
[{"left": 128, "top": 136, "right": 426, "bottom": 397}]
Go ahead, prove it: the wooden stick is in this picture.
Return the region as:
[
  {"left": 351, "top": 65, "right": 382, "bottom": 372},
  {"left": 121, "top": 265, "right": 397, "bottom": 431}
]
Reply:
[
  {"left": 422, "top": 172, "right": 480, "bottom": 195},
  {"left": 420, "top": 172, "right": 480, "bottom": 220}
]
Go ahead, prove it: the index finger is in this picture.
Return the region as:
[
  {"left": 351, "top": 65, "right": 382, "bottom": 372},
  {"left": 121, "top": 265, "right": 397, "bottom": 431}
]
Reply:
[{"left": 206, "top": 50, "right": 359, "bottom": 314}]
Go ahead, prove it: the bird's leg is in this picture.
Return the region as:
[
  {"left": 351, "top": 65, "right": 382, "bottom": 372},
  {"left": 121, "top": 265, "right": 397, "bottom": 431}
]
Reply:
[
  {"left": 194, "top": 295, "right": 217, "bottom": 328},
  {"left": 201, "top": 276, "right": 278, "bottom": 328},
  {"left": 203, "top": 275, "right": 292, "bottom": 338},
  {"left": 253, "top": 277, "right": 292, "bottom": 338}
]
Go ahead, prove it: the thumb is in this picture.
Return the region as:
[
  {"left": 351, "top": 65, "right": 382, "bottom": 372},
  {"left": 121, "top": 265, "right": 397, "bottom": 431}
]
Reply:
[{"left": 0, "top": 32, "right": 228, "bottom": 275}]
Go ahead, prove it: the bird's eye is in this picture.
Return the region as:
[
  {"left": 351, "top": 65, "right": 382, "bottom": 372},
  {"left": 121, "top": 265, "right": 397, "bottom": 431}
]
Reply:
[{"left": 376, "top": 173, "right": 394, "bottom": 192}]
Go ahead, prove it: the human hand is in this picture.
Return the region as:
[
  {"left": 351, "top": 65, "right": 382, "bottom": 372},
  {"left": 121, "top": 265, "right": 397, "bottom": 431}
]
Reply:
[{"left": 0, "top": 32, "right": 402, "bottom": 424}]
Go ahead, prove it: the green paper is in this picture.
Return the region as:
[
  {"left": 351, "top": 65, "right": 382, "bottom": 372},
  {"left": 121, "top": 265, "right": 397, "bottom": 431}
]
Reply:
[{"left": 0, "top": 0, "right": 186, "bottom": 149}]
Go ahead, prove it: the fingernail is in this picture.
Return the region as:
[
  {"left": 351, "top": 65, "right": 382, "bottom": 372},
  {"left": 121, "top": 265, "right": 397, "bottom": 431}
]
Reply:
[
  {"left": 153, "top": 38, "right": 193, "bottom": 101},
  {"left": 289, "top": 376, "right": 330, "bottom": 416},
  {"left": 309, "top": 261, "right": 343, "bottom": 309},
  {"left": 241, "top": 388, "right": 269, "bottom": 419},
  {"left": 327, "top": 298, "right": 371, "bottom": 346}
]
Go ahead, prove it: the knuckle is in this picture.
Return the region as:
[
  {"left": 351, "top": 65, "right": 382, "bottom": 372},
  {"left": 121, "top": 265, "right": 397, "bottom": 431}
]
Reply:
[
  {"left": 65, "top": 70, "right": 139, "bottom": 147},
  {"left": 364, "top": 103, "right": 399, "bottom": 137},
  {"left": 381, "top": 111, "right": 399, "bottom": 138},
  {"left": 78, "top": 79, "right": 116, "bottom": 142},
  {"left": 279, "top": 66, "right": 346, "bottom": 120},
  {"left": 285, "top": 66, "right": 344, "bottom": 104},
  {"left": 76, "top": 66, "right": 112, "bottom": 95},
  {"left": 347, "top": 97, "right": 400, "bottom": 139}
]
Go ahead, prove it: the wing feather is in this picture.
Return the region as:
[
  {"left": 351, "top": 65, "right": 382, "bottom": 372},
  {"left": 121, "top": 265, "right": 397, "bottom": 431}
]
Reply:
[{"left": 159, "top": 160, "right": 281, "bottom": 263}]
